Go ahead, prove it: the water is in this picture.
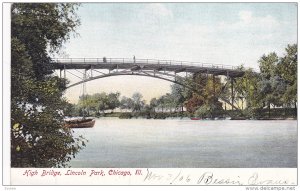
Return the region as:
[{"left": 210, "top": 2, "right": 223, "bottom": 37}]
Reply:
[{"left": 69, "top": 118, "right": 297, "bottom": 168}]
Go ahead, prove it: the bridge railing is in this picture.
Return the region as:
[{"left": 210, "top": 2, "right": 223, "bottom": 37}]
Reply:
[{"left": 51, "top": 57, "right": 243, "bottom": 71}]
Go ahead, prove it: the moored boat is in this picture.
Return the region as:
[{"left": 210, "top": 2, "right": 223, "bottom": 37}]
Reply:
[
  {"left": 65, "top": 118, "right": 95, "bottom": 128},
  {"left": 190, "top": 117, "right": 201, "bottom": 120}
]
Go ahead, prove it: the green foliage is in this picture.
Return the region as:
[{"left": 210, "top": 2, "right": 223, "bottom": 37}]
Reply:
[
  {"left": 235, "top": 67, "right": 262, "bottom": 109},
  {"left": 131, "top": 92, "right": 146, "bottom": 112},
  {"left": 120, "top": 96, "right": 134, "bottom": 111},
  {"left": 182, "top": 74, "right": 223, "bottom": 114},
  {"left": 234, "top": 44, "right": 297, "bottom": 118},
  {"left": 11, "top": 3, "right": 84, "bottom": 167},
  {"left": 119, "top": 112, "right": 133, "bottom": 119},
  {"left": 194, "top": 103, "right": 224, "bottom": 118},
  {"left": 119, "top": 92, "right": 145, "bottom": 112},
  {"left": 12, "top": 3, "right": 80, "bottom": 78},
  {"left": 278, "top": 44, "right": 297, "bottom": 107},
  {"left": 77, "top": 92, "right": 121, "bottom": 116},
  {"left": 259, "top": 52, "right": 278, "bottom": 79}
]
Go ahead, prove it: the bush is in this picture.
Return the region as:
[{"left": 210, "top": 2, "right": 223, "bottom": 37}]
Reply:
[{"left": 119, "top": 113, "right": 133, "bottom": 119}]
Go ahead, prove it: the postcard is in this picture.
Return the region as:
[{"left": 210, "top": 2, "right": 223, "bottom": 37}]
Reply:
[{"left": 2, "top": 2, "right": 298, "bottom": 190}]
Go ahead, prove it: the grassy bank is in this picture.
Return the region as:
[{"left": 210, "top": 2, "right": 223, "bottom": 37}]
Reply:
[{"left": 91, "top": 108, "right": 297, "bottom": 120}]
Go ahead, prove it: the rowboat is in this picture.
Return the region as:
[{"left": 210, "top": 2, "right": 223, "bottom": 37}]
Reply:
[
  {"left": 190, "top": 117, "right": 201, "bottom": 120},
  {"left": 65, "top": 118, "right": 95, "bottom": 128}
]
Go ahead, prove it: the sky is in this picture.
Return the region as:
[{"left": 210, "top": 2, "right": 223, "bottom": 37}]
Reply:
[{"left": 60, "top": 3, "right": 297, "bottom": 104}]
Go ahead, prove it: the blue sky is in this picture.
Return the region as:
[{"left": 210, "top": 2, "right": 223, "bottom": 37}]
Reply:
[{"left": 62, "top": 3, "right": 297, "bottom": 103}]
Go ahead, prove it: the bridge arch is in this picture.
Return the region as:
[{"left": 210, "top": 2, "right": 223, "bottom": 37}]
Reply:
[{"left": 64, "top": 70, "right": 239, "bottom": 110}]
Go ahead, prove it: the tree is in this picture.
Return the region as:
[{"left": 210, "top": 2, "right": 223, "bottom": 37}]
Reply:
[
  {"left": 184, "top": 93, "right": 204, "bottom": 113},
  {"left": 77, "top": 94, "right": 99, "bottom": 116},
  {"left": 182, "top": 73, "right": 223, "bottom": 116},
  {"left": 258, "top": 52, "right": 286, "bottom": 117},
  {"left": 107, "top": 92, "right": 121, "bottom": 112},
  {"left": 95, "top": 93, "right": 109, "bottom": 114},
  {"left": 157, "top": 95, "right": 166, "bottom": 113},
  {"left": 119, "top": 96, "right": 133, "bottom": 111},
  {"left": 149, "top": 98, "right": 158, "bottom": 112},
  {"left": 131, "top": 92, "right": 145, "bottom": 112},
  {"left": 63, "top": 101, "right": 77, "bottom": 117},
  {"left": 259, "top": 52, "right": 278, "bottom": 80},
  {"left": 171, "top": 83, "right": 187, "bottom": 113},
  {"left": 234, "top": 67, "right": 262, "bottom": 110},
  {"left": 163, "top": 93, "right": 176, "bottom": 113},
  {"left": 277, "top": 44, "right": 297, "bottom": 115},
  {"left": 11, "top": 3, "right": 84, "bottom": 167}
]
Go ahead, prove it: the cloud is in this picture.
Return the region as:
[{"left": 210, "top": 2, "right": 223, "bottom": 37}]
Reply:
[
  {"left": 238, "top": 10, "right": 279, "bottom": 28},
  {"left": 66, "top": 6, "right": 295, "bottom": 69},
  {"left": 136, "top": 3, "right": 173, "bottom": 28},
  {"left": 239, "top": 10, "right": 253, "bottom": 23},
  {"left": 144, "top": 3, "right": 173, "bottom": 18}
]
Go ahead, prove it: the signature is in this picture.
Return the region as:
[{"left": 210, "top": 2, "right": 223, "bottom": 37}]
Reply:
[
  {"left": 143, "top": 169, "right": 292, "bottom": 185},
  {"left": 248, "top": 172, "right": 290, "bottom": 185}
]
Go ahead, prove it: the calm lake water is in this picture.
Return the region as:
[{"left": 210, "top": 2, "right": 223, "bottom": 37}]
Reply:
[{"left": 69, "top": 118, "right": 297, "bottom": 168}]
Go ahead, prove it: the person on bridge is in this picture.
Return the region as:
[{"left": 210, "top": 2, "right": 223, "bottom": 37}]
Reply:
[
  {"left": 133, "top": 55, "right": 136, "bottom": 63},
  {"left": 103, "top": 57, "right": 107, "bottom": 63}
]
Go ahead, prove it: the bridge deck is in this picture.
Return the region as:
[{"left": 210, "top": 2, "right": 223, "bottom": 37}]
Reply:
[{"left": 51, "top": 58, "right": 245, "bottom": 77}]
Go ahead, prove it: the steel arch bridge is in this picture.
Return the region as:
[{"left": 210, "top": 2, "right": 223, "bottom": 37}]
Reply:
[{"left": 51, "top": 57, "right": 246, "bottom": 110}]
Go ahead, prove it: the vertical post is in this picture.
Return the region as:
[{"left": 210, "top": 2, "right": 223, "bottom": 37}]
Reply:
[
  {"left": 83, "top": 69, "right": 86, "bottom": 95},
  {"left": 63, "top": 65, "right": 66, "bottom": 87},
  {"left": 206, "top": 70, "right": 209, "bottom": 80},
  {"left": 241, "top": 97, "right": 244, "bottom": 110},
  {"left": 63, "top": 65, "right": 66, "bottom": 79},
  {"left": 213, "top": 75, "right": 216, "bottom": 99},
  {"left": 60, "top": 69, "right": 62, "bottom": 78},
  {"left": 82, "top": 69, "right": 86, "bottom": 117},
  {"left": 90, "top": 65, "right": 93, "bottom": 78},
  {"left": 231, "top": 78, "right": 234, "bottom": 110},
  {"left": 117, "top": 64, "right": 119, "bottom": 72},
  {"left": 212, "top": 74, "right": 216, "bottom": 119}
]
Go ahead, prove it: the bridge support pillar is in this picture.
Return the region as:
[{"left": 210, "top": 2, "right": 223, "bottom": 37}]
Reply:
[
  {"left": 213, "top": 75, "right": 216, "bottom": 96},
  {"left": 206, "top": 70, "right": 209, "bottom": 80},
  {"left": 83, "top": 69, "right": 87, "bottom": 97},
  {"left": 231, "top": 78, "right": 234, "bottom": 110},
  {"left": 63, "top": 65, "right": 66, "bottom": 79}
]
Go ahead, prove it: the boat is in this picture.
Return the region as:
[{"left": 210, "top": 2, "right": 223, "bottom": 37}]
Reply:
[
  {"left": 65, "top": 118, "right": 95, "bottom": 128},
  {"left": 64, "top": 75, "right": 96, "bottom": 128},
  {"left": 190, "top": 117, "right": 201, "bottom": 120}
]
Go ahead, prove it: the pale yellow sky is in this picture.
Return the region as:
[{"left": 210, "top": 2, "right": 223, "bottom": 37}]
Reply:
[{"left": 64, "top": 75, "right": 172, "bottom": 104}]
